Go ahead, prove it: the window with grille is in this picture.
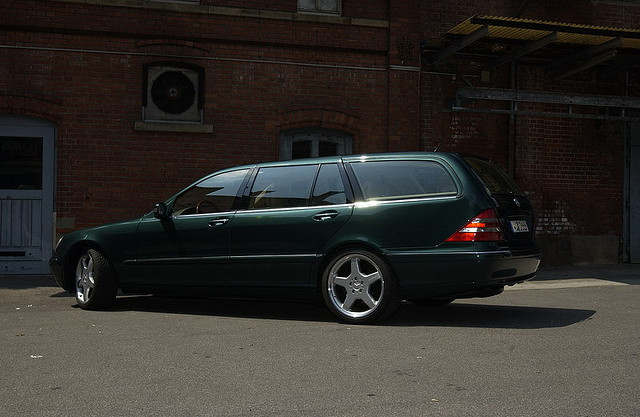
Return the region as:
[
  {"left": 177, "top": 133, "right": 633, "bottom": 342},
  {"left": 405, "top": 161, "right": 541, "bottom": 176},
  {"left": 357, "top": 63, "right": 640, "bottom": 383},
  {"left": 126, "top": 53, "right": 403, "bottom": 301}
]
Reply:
[
  {"left": 298, "top": 0, "right": 341, "bottom": 15},
  {"left": 280, "top": 128, "right": 352, "bottom": 160}
]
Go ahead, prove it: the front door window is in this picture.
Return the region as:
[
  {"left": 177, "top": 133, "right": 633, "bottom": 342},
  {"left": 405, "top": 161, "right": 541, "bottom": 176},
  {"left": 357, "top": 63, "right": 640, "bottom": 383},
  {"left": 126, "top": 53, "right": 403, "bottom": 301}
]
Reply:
[{"left": 172, "top": 169, "right": 249, "bottom": 215}]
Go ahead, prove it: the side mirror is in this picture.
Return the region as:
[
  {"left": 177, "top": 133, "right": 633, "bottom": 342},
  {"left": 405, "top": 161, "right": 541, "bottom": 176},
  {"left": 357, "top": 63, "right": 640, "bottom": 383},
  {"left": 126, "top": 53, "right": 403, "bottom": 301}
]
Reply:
[{"left": 153, "top": 202, "right": 170, "bottom": 220}]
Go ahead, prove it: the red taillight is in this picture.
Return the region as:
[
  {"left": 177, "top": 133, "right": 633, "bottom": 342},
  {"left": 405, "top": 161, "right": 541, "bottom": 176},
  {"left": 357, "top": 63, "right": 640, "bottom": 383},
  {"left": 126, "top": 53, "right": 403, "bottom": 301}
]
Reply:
[{"left": 445, "top": 209, "right": 504, "bottom": 242}]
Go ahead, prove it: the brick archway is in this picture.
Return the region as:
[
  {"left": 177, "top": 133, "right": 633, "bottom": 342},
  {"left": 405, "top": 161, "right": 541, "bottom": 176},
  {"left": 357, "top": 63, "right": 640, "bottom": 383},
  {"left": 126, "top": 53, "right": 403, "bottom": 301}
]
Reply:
[
  {"left": 0, "top": 95, "right": 61, "bottom": 123},
  {"left": 269, "top": 107, "right": 360, "bottom": 136},
  {"left": 267, "top": 107, "right": 361, "bottom": 158}
]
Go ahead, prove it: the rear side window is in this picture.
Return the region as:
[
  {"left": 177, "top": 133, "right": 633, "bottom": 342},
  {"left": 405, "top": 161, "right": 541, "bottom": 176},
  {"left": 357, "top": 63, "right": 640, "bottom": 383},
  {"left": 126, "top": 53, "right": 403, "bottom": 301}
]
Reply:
[
  {"left": 349, "top": 160, "right": 458, "bottom": 201},
  {"left": 248, "top": 165, "right": 318, "bottom": 209},
  {"left": 311, "top": 164, "right": 347, "bottom": 206},
  {"left": 464, "top": 157, "right": 523, "bottom": 196}
]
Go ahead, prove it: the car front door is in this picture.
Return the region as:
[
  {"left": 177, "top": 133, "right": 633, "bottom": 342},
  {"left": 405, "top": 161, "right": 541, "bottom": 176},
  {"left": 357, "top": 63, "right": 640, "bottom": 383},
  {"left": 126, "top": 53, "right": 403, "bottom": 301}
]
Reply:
[
  {"left": 134, "top": 168, "right": 250, "bottom": 287},
  {"left": 229, "top": 163, "right": 353, "bottom": 291}
]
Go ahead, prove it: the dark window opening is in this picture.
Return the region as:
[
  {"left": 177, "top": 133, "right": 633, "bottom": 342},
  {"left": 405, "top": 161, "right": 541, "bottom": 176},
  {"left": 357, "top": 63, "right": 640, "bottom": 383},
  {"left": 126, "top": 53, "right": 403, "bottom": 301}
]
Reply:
[
  {"left": 0, "top": 137, "right": 43, "bottom": 190},
  {"left": 318, "top": 141, "right": 338, "bottom": 157},
  {"left": 292, "top": 141, "right": 312, "bottom": 159}
]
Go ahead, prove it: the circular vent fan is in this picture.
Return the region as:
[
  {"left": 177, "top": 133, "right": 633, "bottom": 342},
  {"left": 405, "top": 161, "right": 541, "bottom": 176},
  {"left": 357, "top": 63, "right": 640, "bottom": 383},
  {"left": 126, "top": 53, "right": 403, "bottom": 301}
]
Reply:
[{"left": 150, "top": 71, "right": 196, "bottom": 114}]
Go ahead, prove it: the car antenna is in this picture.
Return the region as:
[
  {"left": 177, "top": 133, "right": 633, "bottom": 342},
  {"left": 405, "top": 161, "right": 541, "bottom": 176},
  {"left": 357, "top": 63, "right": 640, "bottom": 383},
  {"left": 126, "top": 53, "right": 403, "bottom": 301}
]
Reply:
[{"left": 433, "top": 143, "right": 441, "bottom": 152}]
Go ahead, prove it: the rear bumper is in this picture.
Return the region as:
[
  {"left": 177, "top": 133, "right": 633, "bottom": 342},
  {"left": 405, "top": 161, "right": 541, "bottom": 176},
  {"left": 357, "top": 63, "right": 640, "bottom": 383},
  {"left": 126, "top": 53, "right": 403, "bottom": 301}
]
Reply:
[{"left": 387, "top": 248, "right": 541, "bottom": 300}]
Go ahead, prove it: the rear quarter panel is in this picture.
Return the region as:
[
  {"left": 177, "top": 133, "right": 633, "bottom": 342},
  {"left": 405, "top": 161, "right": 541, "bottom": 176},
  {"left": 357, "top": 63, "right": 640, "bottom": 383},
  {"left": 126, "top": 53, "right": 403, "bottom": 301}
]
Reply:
[
  {"left": 335, "top": 153, "right": 493, "bottom": 251},
  {"left": 314, "top": 154, "right": 499, "bottom": 293}
]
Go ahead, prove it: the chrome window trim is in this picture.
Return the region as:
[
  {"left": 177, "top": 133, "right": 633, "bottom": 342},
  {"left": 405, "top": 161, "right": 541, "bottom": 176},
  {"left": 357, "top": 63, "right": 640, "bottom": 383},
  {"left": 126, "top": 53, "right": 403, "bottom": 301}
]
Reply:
[
  {"left": 239, "top": 203, "right": 354, "bottom": 214},
  {"left": 171, "top": 210, "right": 237, "bottom": 219},
  {"left": 355, "top": 194, "right": 461, "bottom": 207}
]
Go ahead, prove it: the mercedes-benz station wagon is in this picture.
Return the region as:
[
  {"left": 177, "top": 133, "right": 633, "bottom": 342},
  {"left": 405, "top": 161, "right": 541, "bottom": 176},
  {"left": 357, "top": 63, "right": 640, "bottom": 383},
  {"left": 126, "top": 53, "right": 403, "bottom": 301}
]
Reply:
[{"left": 50, "top": 152, "right": 540, "bottom": 324}]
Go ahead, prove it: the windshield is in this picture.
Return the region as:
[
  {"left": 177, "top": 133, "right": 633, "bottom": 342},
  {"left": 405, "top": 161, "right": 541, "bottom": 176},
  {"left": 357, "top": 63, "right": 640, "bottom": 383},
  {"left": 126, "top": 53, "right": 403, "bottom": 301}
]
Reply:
[{"left": 464, "top": 157, "right": 524, "bottom": 196}]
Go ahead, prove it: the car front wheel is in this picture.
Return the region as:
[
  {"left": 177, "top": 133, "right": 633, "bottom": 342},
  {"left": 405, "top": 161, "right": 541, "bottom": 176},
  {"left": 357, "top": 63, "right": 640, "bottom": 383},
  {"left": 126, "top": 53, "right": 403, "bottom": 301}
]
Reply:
[
  {"left": 322, "top": 249, "right": 401, "bottom": 324},
  {"left": 75, "top": 248, "right": 117, "bottom": 310}
]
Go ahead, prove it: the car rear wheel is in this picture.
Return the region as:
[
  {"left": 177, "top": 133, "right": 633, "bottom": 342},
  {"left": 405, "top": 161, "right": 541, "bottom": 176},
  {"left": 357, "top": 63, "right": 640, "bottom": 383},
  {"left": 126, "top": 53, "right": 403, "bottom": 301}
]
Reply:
[
  {"left": 322, "top": 249, "right": 401, "bottom": 324},
  {"left": 75, "top": 248, "right": 117, "bottom": 310}
]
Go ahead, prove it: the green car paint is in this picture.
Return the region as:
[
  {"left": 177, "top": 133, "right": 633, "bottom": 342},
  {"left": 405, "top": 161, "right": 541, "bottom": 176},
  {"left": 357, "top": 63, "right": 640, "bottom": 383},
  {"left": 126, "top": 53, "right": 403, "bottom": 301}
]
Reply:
[{"left": 50, "top": 152, "right": 540, "bottom": 323}]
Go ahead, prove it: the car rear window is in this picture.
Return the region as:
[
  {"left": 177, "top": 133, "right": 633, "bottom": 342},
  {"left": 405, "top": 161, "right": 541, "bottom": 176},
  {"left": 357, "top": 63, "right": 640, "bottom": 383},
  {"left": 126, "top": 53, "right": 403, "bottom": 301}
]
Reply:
[
  {"left": 464, "top": 157, "right": 524, "bottom": 196},
  {"left": 349, "top": 160, "right": 458, "bottom": 201}
]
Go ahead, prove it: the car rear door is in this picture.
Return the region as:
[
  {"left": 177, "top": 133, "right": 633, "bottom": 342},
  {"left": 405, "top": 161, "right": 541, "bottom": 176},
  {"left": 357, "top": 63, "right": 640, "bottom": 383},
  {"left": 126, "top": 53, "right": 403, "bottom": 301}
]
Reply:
[{"left": 228, "top": 163, "right": 353, "bottom": 290}]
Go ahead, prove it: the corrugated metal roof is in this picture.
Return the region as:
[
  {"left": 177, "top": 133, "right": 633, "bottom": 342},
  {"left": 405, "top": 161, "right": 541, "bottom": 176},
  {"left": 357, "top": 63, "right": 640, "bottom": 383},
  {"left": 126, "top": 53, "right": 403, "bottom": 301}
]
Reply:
[
  {"left": 423, "top": 14, "right": 640, "bottom": 76},
  {"left": 448, "top": 15, "right": 640, "bottom": 49}
]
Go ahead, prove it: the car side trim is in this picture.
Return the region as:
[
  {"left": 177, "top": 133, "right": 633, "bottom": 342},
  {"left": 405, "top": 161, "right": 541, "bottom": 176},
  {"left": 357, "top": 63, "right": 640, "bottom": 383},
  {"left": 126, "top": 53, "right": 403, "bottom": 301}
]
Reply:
[
  {"left": 387, "top": 250, "right": 512, "bottom": 257},
  {"left": 125, "top": 256, "right": 228, "bottom": 265},
  {"left": 125, "top": 253, "right": 317, "bottom": 265},
  {"left": 229, "top": 254, "right": 316, "bottom": 261}
]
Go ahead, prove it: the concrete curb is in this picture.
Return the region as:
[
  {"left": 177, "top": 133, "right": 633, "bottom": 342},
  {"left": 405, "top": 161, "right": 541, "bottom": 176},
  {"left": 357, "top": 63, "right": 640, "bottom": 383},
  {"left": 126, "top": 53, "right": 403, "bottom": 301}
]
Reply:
[{"left": 534, "top": 264, "right": 640, "bottom": 283}]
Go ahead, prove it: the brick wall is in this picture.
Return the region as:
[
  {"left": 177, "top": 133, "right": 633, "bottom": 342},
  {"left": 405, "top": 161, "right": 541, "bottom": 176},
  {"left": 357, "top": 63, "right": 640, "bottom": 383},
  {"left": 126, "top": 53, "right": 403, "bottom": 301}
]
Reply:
[
  {"left": 418, "top": 0, "right": 639, "bottom": 263},
  {"left": 1, "top": 0, "right": 639, "bottom": 264},
  {"left": 1, "top": 0, "right": 392, "bottom": 229}
]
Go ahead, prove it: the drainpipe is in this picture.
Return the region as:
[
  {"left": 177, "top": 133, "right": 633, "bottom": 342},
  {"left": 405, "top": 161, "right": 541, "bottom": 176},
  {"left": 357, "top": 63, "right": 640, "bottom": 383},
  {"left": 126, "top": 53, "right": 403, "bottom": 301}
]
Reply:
[{"left": 508, "top": 62, "right": 517, "bottom": 177}]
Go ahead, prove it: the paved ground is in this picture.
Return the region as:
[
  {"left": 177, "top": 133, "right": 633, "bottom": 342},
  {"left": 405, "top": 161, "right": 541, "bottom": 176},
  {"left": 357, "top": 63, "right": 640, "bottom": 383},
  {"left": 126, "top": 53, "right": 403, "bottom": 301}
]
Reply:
[{"left": 1, "top": 265, "right": 638, "bottom": 417}]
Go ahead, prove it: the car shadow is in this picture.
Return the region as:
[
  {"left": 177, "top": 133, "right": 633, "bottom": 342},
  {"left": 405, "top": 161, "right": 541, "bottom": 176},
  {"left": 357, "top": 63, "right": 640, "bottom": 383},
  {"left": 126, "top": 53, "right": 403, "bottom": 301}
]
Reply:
[
  {"left": 387, "top": 302, "right": 596, "bottom": 329},
  {"left": 105, "top": 294, "right": 337, "bottom": 323},
  {"left": 84, "top": 295, "right": 596, "bottom": 329}
]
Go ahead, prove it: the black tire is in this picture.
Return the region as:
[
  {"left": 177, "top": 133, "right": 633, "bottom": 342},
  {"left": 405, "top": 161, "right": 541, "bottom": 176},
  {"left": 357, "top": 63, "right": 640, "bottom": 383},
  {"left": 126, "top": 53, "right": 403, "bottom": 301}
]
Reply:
[
  {"left": 74, "top": 248, "right": 117, "bottom": 310},
  {"left": 321, "top": 248, "right": 401, "bottom": 324}
]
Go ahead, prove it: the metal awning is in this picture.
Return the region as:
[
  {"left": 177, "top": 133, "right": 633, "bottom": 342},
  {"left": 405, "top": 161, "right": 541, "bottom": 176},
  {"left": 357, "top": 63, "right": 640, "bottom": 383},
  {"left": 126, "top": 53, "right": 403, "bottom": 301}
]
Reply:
[
  {"left": 453, "top": 87, "right": 640, "bottom": 121},
  {"left": 422, "top": 15, "right": 640, "bottom": 78},
  {"left": 422, "top": 15, "right": 640, "bottom": 121}
]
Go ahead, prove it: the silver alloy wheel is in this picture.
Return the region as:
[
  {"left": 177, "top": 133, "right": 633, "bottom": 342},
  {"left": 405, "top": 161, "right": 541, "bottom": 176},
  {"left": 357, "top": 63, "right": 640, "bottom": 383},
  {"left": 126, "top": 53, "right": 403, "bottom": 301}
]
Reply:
[
  {"left": 75, "top": 252, "right": 95, "bottom": 304},
  {"left": 326, "top": 253, "right": 385, "bottom": 319}
]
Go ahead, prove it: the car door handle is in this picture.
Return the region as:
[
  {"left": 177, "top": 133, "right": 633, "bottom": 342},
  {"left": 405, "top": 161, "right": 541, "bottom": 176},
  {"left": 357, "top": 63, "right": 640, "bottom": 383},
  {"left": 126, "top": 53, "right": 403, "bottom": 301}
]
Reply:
[
  {"left": 313, "top": 210, "right": 339, "bottom": 222},
  {"left": 208, "top": 217, "right": 230, "bottom": 227}
]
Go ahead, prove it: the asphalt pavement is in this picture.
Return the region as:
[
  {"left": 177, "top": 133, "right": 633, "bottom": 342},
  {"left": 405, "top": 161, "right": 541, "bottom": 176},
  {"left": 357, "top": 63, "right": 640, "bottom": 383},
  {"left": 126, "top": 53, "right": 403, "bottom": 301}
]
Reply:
[{"left": 1, "top": 264, "right": 638, "bottom": 417}]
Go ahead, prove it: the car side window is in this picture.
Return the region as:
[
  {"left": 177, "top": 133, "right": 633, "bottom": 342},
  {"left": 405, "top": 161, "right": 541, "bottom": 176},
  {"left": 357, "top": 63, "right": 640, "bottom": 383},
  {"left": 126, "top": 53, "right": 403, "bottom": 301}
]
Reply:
[
  {"left": 311, "top": 164, "right": 347, "bottom": 206},
  {"left": 172, "top": 169, "right": 249, "bottom": 215},
  {"left": 349, "top": 160, "right": 457, "bottom": 201},
  {"left": 248, "top": 165, "right": 318, "bottom": 209}
]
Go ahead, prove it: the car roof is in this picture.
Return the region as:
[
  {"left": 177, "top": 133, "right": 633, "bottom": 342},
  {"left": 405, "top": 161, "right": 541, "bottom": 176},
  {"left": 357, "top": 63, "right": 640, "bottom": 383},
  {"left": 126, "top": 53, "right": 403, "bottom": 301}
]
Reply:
[
  {"left": 239, "top": 151, "right": 461, "bottom": 169},
  {"left": 207, "top": 152, "right": 466, "bottom": 180}
]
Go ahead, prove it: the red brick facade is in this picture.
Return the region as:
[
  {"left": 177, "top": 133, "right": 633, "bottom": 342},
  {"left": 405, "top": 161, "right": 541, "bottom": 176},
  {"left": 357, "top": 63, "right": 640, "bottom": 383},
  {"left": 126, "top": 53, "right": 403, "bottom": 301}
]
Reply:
[{"left": 2, "top": 0, "right": 639, "bottom": 265}]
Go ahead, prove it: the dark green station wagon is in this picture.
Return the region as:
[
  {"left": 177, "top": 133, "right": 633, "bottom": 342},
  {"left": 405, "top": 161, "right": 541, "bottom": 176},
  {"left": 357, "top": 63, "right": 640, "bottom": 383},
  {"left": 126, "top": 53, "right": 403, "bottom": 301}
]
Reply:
[{"left": 50, "top": 152, "right": 540, "bottom": 324}]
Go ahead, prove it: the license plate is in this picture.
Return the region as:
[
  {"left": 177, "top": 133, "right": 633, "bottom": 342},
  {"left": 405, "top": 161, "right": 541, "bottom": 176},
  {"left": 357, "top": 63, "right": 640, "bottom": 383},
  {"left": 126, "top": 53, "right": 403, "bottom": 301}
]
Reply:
[{"left": 510, "top": 220, "right": 529, "bottom": 233}]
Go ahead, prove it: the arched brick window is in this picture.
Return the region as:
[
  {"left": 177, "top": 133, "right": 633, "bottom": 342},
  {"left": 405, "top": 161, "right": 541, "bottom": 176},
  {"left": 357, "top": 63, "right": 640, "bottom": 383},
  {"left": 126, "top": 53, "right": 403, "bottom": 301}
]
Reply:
[{"left": 280, "top": 127, "right": 352, "bottom": 160}]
